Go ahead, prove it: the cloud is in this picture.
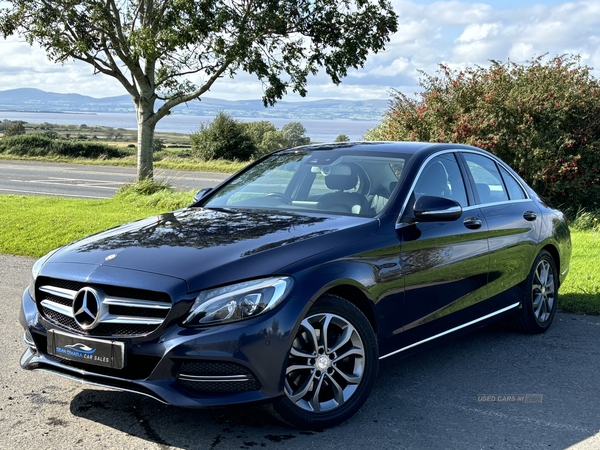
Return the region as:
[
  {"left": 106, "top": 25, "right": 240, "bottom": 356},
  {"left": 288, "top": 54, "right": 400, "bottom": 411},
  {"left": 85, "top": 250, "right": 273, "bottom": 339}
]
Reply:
[
  {"left": 0, "top": 35, "right": 125, "bottom": 97},
  {"left": 508, "top": 42, "right": 535, "bottom": 61},
  {"left": 0, "top": 1, "right": 599, "bottom": 102},
  {"left": 370, "top": 0, "right": 600, "bottom": 92},
  {"left": 456, "top": 23, "right": 501, "bottom": 43}
]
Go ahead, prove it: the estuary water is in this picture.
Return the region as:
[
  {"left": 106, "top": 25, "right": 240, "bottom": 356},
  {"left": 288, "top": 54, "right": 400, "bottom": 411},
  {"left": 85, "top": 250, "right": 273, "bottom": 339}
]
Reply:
[{"left": 0, "top": 110, "right": 380, "bottom": 143}]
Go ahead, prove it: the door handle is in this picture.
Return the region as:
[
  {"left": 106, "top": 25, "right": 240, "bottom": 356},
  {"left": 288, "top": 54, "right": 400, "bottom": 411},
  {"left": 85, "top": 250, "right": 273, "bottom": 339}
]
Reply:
[
  {"left": 523, "top": 211, "right": 537, "bottom": 221},
  {"left": 463, "top": 217, "right": 482, "bottom": 229}
]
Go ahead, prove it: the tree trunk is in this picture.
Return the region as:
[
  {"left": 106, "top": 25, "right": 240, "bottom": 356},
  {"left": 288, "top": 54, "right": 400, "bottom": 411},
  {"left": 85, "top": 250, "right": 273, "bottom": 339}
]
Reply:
[{"left": 135, "top": 94, "right": 157, "bottom": 181}]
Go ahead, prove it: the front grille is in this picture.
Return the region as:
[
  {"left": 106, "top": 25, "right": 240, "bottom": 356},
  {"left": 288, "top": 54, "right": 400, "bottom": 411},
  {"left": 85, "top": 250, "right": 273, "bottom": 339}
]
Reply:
[
  {"left": 36, "top": 276, "right": 172, "bottom": 337},
  {"left": 40, "top": 278, "right": 168, "bottom": 302},
  {"left": 177, "top": 361, "right": 261, "bottom": 394}
]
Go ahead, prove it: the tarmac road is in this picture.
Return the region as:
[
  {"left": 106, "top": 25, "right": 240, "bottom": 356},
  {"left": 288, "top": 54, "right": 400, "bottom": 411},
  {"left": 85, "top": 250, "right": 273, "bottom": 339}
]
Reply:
[
  {"left": 0, "top": 160, "right": 230, "bottom": 199},
  {"left": 1, "top": 253, "right": 600, "bottom": 449}
]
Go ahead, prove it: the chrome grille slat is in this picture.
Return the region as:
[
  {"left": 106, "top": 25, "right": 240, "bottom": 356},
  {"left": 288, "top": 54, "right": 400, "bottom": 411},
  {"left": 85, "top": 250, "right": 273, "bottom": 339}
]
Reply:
[
  {"left": 102, "top": 315, "right": 164, "bottom": 325},
  {"left": 36, "top": 278, "right": 172, "bottom": 337},
  {"left": 178, "top": 374, "right": 251, "bottom": 382},
  {"left": 40, "top": 299, "right": 74, "bottom": 317},
  {"left": 103, "top": 297, "right": 171, "bottom": 309},
  {"left": 39, "top": 286, "right": 77, "bottom": 300}
]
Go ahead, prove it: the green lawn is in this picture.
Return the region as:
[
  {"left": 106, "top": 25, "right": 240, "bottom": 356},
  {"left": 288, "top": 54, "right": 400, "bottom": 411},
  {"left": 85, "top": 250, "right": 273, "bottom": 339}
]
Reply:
[
  {"left": 0, "top": 194, "right": 597, "bottom": 315},
  {"left": 0, "top": 152, "right": 247, "bottom": 174},
  {"left": 0, "top": 191, "right": 193, "bottom": 257},
  {"left": 558, "top": 230, "right": 600, "bottom": 315}
]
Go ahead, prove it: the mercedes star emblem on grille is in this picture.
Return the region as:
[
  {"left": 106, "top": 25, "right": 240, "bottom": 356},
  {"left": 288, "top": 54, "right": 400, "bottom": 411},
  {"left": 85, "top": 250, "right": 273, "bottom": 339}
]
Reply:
[{"left": 72, "top": 287, "right": 101, "bottom": 330}]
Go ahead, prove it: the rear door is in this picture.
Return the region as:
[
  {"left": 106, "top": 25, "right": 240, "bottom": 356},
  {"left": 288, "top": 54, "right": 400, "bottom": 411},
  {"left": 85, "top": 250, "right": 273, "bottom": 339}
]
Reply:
[{"left": 459, "top": 151, "right": 541, "bottom": 310}]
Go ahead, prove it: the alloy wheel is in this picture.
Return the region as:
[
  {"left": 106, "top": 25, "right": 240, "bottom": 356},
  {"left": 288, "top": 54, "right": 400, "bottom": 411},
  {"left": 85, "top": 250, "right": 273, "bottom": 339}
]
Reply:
[
  {"left": 532, "top": 259, "right": 555, "bottom": 324},
  {"left": 284, "top": 313, "right": 365, "bottom": 413}
]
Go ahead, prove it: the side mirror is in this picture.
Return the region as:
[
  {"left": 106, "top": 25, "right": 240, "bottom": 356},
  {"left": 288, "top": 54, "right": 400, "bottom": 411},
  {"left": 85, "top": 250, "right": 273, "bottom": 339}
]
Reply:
[
  {"left": 413, "top": 195, "right": 462, "bottom": 222},
  {"left": 192, "top": 187, "right": 213, "bottom": 204}
]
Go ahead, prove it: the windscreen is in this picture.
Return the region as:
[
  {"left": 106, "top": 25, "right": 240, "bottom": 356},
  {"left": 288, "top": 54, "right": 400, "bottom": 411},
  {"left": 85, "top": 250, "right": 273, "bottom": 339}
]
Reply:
[{"left": 203, "top": 150, "right": 407, "bottom": 217}]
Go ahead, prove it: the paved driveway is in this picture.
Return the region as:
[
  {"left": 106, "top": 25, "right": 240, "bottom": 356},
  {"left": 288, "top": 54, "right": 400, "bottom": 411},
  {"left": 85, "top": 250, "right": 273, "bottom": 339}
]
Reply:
[{"left": 1, "top": 254, "right": 599, "bottom": 449}]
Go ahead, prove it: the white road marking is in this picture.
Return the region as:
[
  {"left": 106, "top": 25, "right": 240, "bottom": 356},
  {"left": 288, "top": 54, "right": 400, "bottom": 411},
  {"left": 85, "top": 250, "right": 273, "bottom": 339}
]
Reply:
[
  {"left": 10, "top": 178, "right": 120, "bottom": 190},
  {"left": 0, "top": 187, "right": 108, "bottom": 199},
  {"left": 49, "top": 177, "right": 122, "bottom": 184}
]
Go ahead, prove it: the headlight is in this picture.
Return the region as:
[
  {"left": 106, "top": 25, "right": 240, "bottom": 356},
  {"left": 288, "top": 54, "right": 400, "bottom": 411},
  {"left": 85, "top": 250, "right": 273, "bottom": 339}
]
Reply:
[
  {"left": 28, "top": 248, "right": 60, "bottom": 301},
  {"left": 183, "top": 277, "right": 294, "bottom": 327}
]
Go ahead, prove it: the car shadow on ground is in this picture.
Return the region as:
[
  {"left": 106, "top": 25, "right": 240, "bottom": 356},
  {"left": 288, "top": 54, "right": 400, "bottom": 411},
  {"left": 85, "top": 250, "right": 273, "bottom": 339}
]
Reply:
[
  {"left": 69, "top": 389, "right": 320, "bottom": 448},
  {"left": 68, "top": 317, "right": 600, "bottom": 449}
]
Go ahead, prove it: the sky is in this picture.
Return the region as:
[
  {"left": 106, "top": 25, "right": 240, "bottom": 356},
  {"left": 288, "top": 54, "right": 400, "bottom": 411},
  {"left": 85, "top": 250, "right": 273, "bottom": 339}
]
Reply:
[{"left": 1, "top": 0, "right": 599, "bottom": 102}]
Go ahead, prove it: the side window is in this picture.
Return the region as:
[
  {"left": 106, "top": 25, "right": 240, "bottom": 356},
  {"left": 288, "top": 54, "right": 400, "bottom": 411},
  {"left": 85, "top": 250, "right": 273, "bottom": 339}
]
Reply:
[
  {"left": 463, "top": 153, "right": 509, "bottom": 204},
  {"left": 499, "top": 166, "right": 527, "bottom": 200},
  {"left": 414, "top": 153, "right": 468, "bottom": 207}
]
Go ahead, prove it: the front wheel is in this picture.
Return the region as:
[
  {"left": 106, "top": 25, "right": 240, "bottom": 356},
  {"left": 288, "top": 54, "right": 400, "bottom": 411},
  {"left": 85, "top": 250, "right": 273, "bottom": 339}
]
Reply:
[
  {"left": 271, "top": 295, "right": 378, "bottom": 429},
  {"left": 513, "top": 250, "right": 558, "bottom": 334}
]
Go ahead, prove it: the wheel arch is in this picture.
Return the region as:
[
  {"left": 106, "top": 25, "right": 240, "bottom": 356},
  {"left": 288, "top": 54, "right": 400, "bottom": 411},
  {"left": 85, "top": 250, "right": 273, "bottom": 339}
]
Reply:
[
  {"left": 540, "top": 244, "right": 561, "bottom": 287},
  {"left": 323, "top": 284, "right": 377, "bottom": 334}
]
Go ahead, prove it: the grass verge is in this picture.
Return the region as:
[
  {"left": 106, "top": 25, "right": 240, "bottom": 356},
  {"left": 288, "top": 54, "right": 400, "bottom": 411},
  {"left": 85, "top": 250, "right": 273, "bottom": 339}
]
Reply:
[
  {"left": 0, "top": 153, "right": 246, "bottom": 174},
  {"left": 558, "top": 230, "right": 600, "bottom": 315},
  {"left": 0, "top": 190, "right": 194, "bottom": 257},
  {"left": 0, "top": 193, "right": 597, "bottom": 315}
]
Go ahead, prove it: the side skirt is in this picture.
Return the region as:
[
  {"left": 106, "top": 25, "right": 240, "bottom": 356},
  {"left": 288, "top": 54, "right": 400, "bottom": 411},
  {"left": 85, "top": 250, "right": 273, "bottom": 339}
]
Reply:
[{"left": 379, "top": 302, "right": 520, "bottom": 360}]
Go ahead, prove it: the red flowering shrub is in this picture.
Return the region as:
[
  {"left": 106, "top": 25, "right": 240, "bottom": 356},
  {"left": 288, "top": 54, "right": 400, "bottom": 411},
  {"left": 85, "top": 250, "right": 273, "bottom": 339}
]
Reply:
[{"left": 366, "top": 55, "right": 600, "bottom": 212}]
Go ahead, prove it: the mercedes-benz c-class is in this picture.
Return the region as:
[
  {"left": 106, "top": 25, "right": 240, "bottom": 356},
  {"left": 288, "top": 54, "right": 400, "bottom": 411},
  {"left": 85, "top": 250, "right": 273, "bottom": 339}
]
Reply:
[{"left": 20, "top": 142, "right": 571, "bottom": 428}]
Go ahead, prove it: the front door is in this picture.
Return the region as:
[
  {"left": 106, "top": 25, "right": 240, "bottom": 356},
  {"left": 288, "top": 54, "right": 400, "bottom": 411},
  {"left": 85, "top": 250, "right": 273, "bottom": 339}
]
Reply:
[{"left": 397, "top": 152, "right": 491, "bottom": 346}]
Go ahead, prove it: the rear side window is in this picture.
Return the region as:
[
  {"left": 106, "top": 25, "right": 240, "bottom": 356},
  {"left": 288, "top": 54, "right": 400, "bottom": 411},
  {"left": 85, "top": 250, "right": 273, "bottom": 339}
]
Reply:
[
  {"left": 499, "top": 166, "right": 527, "bottom": 200},
  {"left": 463, "top": 153, "right": 509, "bottom": 204}
]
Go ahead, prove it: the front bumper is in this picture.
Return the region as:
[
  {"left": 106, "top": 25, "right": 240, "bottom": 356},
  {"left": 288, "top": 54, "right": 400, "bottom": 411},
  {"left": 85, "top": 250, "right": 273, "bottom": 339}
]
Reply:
[{"left": 20, "top": 288, "right": 309, "bottom": 407}]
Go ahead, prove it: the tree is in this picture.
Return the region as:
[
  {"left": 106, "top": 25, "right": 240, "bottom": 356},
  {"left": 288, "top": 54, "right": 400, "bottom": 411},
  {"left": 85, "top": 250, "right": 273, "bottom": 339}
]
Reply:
[
  {"left": 335, "top": 134, "right": 350, "bottom": 142},
  {"left": 366, "top": 55, "right": 600, "bottom": 212},
  {"left": 261, "top": 130, "right": 288, "bottom": 155},
  {"left": 3, "top": 121, "right": 26, "bottom": 136},
  {"left": 43, "top": 130, "right": 59, "bottom": 140},
  {"left": 1, "top": 0, "right": 397, "bottom": 181},
  {"left": 242, "top": 121, "right": 287, "bottom": 158},
  {"left": 190, "top": 111, "right": 256, "bottom": 161},
  {"left": 282, "top": 122, "right": 310, "bottom": 147}
]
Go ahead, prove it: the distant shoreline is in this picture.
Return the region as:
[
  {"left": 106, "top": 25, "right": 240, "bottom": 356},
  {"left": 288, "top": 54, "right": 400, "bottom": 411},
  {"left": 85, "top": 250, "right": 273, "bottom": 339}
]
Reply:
[
  {"left": 0, "top": 109, "right": 99, "bottom": 116},
  {"left": 0, "top": 110, "right": 379, "bottom": 141},
  {"left": 0, "top": 88, "right": 388, "bottom": 122},
  {"left": 0, "top": 108, "right": 379, "bottom": 121}
]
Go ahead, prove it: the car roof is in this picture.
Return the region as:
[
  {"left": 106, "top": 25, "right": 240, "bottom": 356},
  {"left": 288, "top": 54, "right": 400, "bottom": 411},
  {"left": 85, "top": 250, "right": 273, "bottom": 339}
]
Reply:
[{"left": 279, "top": 141, "right": 478, "bottom": 156}]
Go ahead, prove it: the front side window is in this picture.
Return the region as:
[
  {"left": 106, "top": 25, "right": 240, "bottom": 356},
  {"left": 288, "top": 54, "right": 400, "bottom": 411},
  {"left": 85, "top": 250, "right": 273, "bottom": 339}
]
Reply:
[{"left": 414, "top": 153, "right": 468, "bottom": 207}]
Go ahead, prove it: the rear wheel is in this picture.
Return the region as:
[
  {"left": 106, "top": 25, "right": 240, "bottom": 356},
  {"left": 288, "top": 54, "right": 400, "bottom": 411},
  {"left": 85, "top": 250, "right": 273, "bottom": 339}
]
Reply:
[
  {"left": 513, "top": 250, "right": 558, "bottom": 334},
  {"left": 271, "top": 295, "right": 378, "bottom": 429}
]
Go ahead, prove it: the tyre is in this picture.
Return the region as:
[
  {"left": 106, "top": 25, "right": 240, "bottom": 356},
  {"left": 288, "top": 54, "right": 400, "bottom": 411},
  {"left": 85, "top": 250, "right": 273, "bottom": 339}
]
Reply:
[
  {"left": 271, "top": 295, "right": 378, "bottom": 429},
  {"left": 513, "top": 250, "right": 558, "bottom": 334}
]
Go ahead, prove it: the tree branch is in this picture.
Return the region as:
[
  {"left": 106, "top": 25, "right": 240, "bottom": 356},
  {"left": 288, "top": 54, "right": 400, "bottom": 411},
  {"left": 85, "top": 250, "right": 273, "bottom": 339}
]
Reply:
[{"left": 152, "top": 60, "right": 234, "bottom": 124}]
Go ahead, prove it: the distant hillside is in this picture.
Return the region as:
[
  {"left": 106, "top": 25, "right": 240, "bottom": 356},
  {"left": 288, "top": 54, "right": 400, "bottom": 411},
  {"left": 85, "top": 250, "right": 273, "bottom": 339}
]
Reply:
[{"left": 0, "top": 88, "right": 388, "bottom": 121}]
